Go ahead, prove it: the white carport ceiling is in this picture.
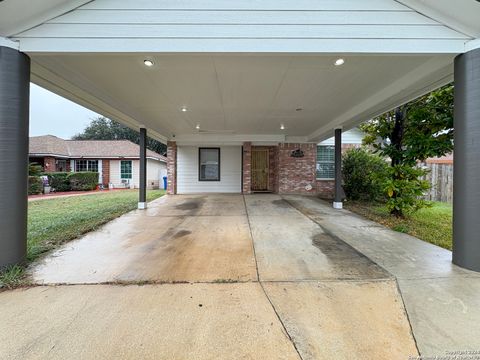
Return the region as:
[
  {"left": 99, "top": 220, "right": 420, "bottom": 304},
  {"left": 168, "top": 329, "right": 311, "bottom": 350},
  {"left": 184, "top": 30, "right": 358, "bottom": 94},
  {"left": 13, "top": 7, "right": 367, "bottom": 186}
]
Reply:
[{"left": 30, "top": 53, "right": 454, "bottom": 142}]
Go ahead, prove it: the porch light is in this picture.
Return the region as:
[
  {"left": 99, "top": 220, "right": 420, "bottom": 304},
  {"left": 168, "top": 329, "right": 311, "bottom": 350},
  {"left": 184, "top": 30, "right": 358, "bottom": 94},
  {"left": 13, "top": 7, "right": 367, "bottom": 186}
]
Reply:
[
  {"left": 196, "top": 124, "right": 200, "bottom": 130},
  {"left": 143, "top": 59, "right": 154, "bottom": 67},
  {"left": 334, "top": 58, "right": 345, "bottom": 66},
  {"left": 181, "top": 106, "right": 188, "bottom": 112},
  {"left": 280, "top": 124, "right": 285, "bottom": 130}
]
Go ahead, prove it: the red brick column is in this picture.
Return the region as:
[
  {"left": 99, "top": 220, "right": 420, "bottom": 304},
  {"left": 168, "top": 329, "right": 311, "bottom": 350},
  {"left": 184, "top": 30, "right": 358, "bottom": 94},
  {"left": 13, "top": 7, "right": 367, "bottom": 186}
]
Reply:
[
  {"left": 278, "top": 143, "right": 317, "bottom": 194},
  {"left": 43, "top": 157, "right": 56, "bottom": 173},
  {"left": 167, "top": 141, "right": 177, "bottom": 195},
  {"left": 102, "top": 159, "right": 110, "bottom": 186},
  {"left": 242, "top": 142, "right": 252, "bottom": 194}
]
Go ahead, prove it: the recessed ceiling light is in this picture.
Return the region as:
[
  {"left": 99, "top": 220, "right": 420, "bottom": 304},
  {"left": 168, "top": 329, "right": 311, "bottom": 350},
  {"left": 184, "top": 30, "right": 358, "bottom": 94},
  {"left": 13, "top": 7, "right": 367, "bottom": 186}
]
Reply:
[
  {"left": 334, "top": 58, "right": 345, "bottom": 66},
  {"left": 181, "top": 106, "right": 188, "bottom": 112},
  {"left": 280, "top": 124, "right": 285, "bottom": 130},
  {"left": 195, "top": 124, "right": 200, "bottom": 130},
  {"left": 143, "top": 59, "right": 154, "bottom": 67}
]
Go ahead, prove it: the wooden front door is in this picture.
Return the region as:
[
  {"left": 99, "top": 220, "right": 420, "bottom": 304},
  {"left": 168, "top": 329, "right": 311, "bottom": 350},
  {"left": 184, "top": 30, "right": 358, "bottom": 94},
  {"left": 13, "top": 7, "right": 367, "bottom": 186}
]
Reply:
[{"left": 251, "top": 148, "right": 269, "bottom": 191}]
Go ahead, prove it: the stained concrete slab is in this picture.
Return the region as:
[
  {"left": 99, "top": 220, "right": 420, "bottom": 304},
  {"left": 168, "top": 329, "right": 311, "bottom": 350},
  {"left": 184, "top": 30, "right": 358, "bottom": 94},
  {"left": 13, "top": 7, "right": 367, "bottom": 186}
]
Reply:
[
  {"left": 244, "top": 194, "right": 304, "bottom": 217},
  {"left": 31, "top": 198, "right": 256, "bottom": 284},
  {"left": 282, "top": 195, "right": 480, "bottom": 356},
  {"left": 0, "top": 284, "right": 300, "bottom": 360},
  {"left": 249, "top": 215, "right": 389, "bottom": 281},
  {"left": 283, "top": 195, "right": 480, "bottom": 280},
  {"left": 247, "top": 195, "right": 389, "bottom": 281},
  {"left": 146, "top": 194, "right": 247, "bottom": 216},
  {"left": 263, "top": 280, "right": 418, "bottom": 360},
  {"left": 19, "top": 193, "right": 477, "bottom": 358}
]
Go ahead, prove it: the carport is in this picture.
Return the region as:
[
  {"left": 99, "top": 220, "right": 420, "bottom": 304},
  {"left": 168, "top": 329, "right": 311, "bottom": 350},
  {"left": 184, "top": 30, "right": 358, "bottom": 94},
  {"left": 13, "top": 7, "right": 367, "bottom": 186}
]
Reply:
[{"left": 1, "top": 0, "right": 480, "bottom": 274}]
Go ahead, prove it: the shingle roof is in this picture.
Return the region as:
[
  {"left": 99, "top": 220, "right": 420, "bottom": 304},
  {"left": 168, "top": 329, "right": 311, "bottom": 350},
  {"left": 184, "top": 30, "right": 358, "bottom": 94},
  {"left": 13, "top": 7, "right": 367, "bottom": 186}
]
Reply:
[{"left": 29, "top": 135, "right": 166, "bottom": 162}]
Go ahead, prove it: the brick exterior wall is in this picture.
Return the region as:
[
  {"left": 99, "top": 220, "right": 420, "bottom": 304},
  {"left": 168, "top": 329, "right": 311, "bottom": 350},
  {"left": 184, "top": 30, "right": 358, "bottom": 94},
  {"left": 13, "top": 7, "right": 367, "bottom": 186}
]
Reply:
[
  {"left": 102, "top": 159, "right": 110, "bottom": 186},
  {"left": 167, "top": 141, "right": 177, "bottom": 195},
  {"left": 316, "top": 180, "right": 335, "bottom": 198},
  {"left": 242, "top": 142, "right": 252, "bottom": 194},
  {"left": 43, "top": 156, "right": 56, "bottom": 173},
  {"left": 277, "top": 143, "right": 317, "bottom": 194}
]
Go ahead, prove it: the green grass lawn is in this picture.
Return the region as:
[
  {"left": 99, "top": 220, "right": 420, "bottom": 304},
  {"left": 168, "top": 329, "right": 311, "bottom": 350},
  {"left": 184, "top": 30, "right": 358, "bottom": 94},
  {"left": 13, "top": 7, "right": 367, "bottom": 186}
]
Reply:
[
  {"left": 345, "top": 201, "right": 452, "bottom": 250},
  {"left": 0, "top": 189, "right": 165, "bottom": 288}
]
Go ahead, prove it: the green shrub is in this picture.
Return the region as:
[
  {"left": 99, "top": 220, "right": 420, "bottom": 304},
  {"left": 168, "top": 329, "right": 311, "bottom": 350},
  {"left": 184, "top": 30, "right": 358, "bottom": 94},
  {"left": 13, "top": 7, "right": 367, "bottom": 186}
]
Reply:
[
  {"left": 383, "top": 165, "right": 431, "bottom": 217},
  {"left": 47, "top": 172, "right": 70, "bottom": 192},
  {"left": 28, "top": 176, "right": 43, "bottom": 195},
  {"left": 67, "top": 172, "right": 99, "bottom": 191},
  {"left": 342, "top": 148, "right": 389, "bottom": 201},
  {"left": 28, "top": 163, "right": 42, "bottom": 176}
]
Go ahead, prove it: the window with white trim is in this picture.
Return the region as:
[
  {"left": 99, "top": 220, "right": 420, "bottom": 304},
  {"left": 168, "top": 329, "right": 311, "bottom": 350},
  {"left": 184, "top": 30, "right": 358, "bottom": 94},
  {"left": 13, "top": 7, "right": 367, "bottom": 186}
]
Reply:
[
  {"left": 120, "top": 160, "right": 132, "bottom": 179},
  {"left": 316, "top": 146, "right": 335, "bottom": 179},
  {"left": 199, "top": 148, "right": 220, "bottom": 181},
  {"left": 75, "top": 160, "right": 98, "bottom": 172}
]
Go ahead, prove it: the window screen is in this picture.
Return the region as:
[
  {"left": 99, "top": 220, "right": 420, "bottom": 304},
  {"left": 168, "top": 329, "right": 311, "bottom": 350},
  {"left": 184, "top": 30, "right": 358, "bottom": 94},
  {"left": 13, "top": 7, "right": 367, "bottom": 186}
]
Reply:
[
  {"left": 75, "top": 160, "right": 98, "bottom": 172},
  {"left": 316, "top": 146, "right": 335, "bottom": 179},
  {"left": 120, "top": 160, "right": 132, "bottom": 179},
  {"left": 199, "top": 148, "right": 220, "bottom": 181}
]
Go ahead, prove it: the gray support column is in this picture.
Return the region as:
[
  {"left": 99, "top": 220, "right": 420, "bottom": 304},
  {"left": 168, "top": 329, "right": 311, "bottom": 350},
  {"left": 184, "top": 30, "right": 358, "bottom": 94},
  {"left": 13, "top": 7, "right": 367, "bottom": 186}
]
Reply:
[
  {"left": 453, "top": 48, "right": 480, "bottom": 272},
  {"left": 138, "top": 127, "right": 147, "bottom": 209},
  {"left": 0, "top": 47, "right": 30, "bottom": 268},
  {"left": 333, "top": 128, "right": 343, "bottom": 209}
]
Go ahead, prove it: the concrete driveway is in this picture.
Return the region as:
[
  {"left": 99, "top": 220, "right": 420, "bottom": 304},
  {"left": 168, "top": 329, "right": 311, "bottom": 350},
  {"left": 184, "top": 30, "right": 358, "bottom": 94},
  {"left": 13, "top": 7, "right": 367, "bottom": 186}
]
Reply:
[{"left": 1, "top": 194, "right": 479, "bottom": 359}]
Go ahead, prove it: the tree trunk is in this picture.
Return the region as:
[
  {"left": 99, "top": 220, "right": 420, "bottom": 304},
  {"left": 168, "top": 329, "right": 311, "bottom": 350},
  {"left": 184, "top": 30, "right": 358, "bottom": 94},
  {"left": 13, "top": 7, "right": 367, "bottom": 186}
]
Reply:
[{"left": 390, "top": 107, "right": 406, "bottom": 217}]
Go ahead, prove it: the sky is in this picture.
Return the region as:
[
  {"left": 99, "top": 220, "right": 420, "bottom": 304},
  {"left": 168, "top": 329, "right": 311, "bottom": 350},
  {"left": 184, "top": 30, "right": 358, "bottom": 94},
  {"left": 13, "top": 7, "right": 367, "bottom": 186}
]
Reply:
[{"left": 29, "top": 83, "right": 100, "bottom": 139}]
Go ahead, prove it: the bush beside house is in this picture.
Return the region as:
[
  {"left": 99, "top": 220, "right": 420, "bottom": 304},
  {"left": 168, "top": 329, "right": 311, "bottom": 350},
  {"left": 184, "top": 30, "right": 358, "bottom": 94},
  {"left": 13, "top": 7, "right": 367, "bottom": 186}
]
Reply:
[
  {"left": 30, "top": 171, "right": 99, "bottom": 194},
  {"left": 67, "top": 172, "right": 99, "bottom": 191},
  {"left": 28, "top": 176, "right": 43, "bottom": 195},
  {"left": 46, "top": 172, "right": 70, "bottom": 192},
  {"left": 342, "top": 148, "right": 388, "bottom": 201}
]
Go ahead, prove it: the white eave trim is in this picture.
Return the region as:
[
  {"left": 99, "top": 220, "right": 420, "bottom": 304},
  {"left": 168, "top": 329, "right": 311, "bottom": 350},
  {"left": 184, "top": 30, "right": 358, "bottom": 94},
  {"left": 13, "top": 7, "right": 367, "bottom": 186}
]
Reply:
[
  {"left": 466, "top": 39, "right": 480, "bottom": 52},
  {"left": 0, "top": 37, "right": 19, "bottom": 50},
  {"left": 15, "top": 38, "right": 468, "bottom": 54}
]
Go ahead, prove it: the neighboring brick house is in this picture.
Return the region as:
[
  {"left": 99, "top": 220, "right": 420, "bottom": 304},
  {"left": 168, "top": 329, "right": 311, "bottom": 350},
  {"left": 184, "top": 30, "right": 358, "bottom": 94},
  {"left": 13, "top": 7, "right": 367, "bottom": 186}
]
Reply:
[
  {"left": 29, "top": 135, "right": 167, "bottom": 189},
  {"left": 167, "top": 128, "right": 363, "bottom": 196}
]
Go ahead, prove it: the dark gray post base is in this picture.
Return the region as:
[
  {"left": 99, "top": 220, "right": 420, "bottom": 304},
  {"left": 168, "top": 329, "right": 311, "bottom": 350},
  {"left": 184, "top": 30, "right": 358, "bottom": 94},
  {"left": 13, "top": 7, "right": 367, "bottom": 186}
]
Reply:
[
  {"left": 0, "top": 46, "right": 30, "bottom": 268},
  {"left": 453, "top": 48, "right": 480, "bottom": 272}
]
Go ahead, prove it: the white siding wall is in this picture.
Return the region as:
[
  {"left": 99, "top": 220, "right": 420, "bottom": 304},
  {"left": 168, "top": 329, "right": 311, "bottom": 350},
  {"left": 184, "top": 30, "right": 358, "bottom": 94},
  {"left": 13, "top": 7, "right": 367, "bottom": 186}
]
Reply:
[
  {"left": 146, "top": 159, "right": 167, "bottom": 189},
  {"left": 109, "top": 159, "right": 166, "bottom": 189},
  {"left": 177, "top": 146, "right": 241, "bottom": 193},
  {"left": 320, "top": 128, "right": 365, "bottom": 146}
]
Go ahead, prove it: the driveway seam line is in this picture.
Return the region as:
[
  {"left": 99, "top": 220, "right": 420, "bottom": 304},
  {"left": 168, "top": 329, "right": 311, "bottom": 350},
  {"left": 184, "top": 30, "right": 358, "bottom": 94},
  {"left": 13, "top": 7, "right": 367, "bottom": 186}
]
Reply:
[
  {"left": 243, "top": 195, "right": 304, "bottom": 360},
  {"left": 394, "top": 280, "right": 421, "bottom": 355}
]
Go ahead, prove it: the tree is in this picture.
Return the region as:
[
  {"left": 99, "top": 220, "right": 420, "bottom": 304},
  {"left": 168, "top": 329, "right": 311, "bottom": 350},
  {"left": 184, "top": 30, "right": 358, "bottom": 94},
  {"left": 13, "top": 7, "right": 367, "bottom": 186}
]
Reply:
[
  {"left": 361, "top": 84, "right": 454, "bottom": 217},
  {"left": 73, "top": 117, "right": 167, "bottom": 155}
]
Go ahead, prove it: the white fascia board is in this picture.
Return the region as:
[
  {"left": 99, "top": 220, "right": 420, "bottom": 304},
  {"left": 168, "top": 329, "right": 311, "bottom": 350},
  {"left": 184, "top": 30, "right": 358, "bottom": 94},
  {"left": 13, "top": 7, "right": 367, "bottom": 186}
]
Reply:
[
  {"left": 396, "top": 0, "right": 477, "bottom": 38},
  {"left": 2, "top": 1, "right": 91, "bottom": 37},
  {"left": 30, "top": 60, "right": 169, "bottom": 144},
  {"left": 16, "top": 38, "right": 467, "bottom": 54},
  {"left": 0, "top": 37, "right": 19, "bottom": 50},
  {"left": 308, "top": 56, "right": 453, "bottom": 142},
  {"left": 465, "top": 39, "right": 480, "bottom": 52}
]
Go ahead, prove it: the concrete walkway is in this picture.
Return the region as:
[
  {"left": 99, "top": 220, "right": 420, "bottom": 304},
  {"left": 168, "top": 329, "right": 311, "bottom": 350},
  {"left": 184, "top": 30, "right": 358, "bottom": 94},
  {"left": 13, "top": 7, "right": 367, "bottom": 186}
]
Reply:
[{"left": 1, "top": 194, "right": 478, "bottom": 359}]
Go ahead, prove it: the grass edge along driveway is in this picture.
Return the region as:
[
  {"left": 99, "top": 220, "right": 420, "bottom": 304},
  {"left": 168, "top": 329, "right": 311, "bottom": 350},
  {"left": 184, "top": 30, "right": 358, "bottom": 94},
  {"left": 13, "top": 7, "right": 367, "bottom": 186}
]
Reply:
[
  {"left": 0, "top": 189, "right": 165, "bottom": 289},
  {"left": 345, "top": 201, "right": 452, "bottom": 251}
]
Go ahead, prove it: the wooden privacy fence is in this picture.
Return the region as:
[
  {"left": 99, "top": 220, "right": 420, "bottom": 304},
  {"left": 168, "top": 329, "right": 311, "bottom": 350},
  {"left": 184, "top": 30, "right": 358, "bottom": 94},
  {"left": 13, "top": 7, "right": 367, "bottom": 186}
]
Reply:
[{"left": 420, "top": 163, "right": 453, "bottom": 203}]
